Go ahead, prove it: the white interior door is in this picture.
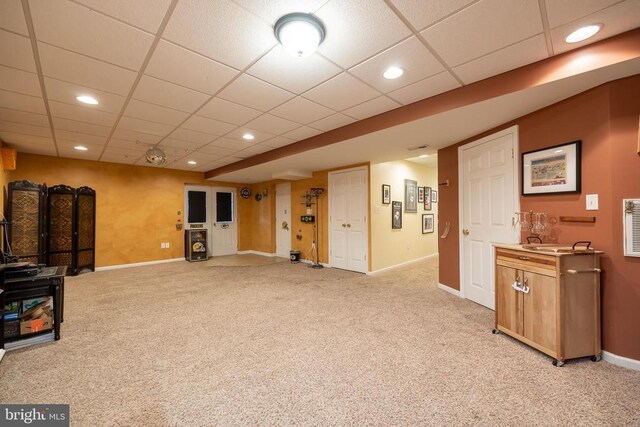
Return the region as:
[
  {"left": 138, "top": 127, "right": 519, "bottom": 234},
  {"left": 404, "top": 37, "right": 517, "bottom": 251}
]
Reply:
[
  {"left": 329, "top": 167, "right": 368, "bottom": 273},
  {"left": 275, "top": 183, "right": 291, "bottom": 258},
  {"left": 459, "top": 126, "right": 519, "bottom": 309},
  {"left": 211, "top": 187, "right": 237, "bottom": 256}
]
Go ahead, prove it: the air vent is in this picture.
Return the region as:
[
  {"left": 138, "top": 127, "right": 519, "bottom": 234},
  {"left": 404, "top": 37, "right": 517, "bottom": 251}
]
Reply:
[
  {"left": 623, "top": 199, "right": 640, "bottom": 257},
  {"left": 407, "top": 144, "right": 430, "bottom": 151}
]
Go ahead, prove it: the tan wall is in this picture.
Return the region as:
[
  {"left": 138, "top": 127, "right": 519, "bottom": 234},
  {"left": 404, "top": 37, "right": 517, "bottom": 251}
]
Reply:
[
  {"left": 8, "top": 153, "right": 244, "bottom": 267},
  {"left": 370, "top": 160, "right": 438, "bottom": 272},
  {"left": 237, "top": 181, "right": 277, "bottom": 254},
  {"left": 437, "top": 74, "right": 640, "bottom": 360}
]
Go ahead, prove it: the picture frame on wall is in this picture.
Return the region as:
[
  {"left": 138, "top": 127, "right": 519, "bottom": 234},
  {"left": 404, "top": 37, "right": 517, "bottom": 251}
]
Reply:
[
  {"left": 522, "top": 140, "right": 582, "bottom": 195},
  {"left": 418, "top": 186, "right": 424, "bottom": 203},
  {"left": 424, "top": 186, "right": 432, "bottom": 211},
  {"left": 392, "top": 201, "right": 402, "bottom": 229},
  {"left": 431, "top": 189, "right": 438, "bottom": 203},
  {"left": 382, "top": 184, "right": 390, "bottom": 205},
  {"left": 405, "top": 179, "right": 417, "bottom": 213},
  {"left": 422, "top": 214, "right": 434, "bottom": 234}
]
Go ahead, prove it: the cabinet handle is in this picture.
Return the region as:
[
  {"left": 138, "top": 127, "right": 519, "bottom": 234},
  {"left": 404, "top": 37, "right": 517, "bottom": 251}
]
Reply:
[
  {"left": 566, "top": 268, "right": 601, "bottom": 274},
  {"left": 517, "top": 256, "right": 530, "bottom": 261},
  {"left": 512, "top": 282, "right": 530, "bottom": 294}
]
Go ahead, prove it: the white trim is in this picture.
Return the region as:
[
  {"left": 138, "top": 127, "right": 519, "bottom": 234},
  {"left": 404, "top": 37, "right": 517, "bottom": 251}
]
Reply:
[
  {"left": 237, "top": 250, "right": 277, "bottom": 257},
  {"left": 300, "top": 258, "right": 331, "bottom": 268},
  {"left": 0, "top": 349, "right": 5, "bottom": 363},
  {"left": 438, "top": 283, "right": 463, "bottom": 298},
  {"left": 602, "top": 350, "right": 640, "bottom": 371},
  {"left": 95, "top": 257, "right": 185, "bottom": 271},
  {"left": 458, "top": 125, "right": 520, "bottom": 304},
  {"left": 367, "top": 253, "right": 438, "bottom": 276}
]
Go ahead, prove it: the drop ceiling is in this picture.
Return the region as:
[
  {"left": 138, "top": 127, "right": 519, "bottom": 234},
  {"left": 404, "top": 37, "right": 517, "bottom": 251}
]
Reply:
[{"left": 0, "top": 0, "right": 639, "bottom": 174}]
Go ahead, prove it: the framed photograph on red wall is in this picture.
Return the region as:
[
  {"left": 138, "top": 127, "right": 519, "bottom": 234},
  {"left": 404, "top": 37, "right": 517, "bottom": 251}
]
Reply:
[{"left": 522, "top": 140, "right": 581, "bottom": 195}]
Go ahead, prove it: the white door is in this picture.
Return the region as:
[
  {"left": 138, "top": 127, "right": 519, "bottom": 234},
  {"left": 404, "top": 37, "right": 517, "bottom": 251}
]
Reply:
[
  {"left": 210, "top": 187, "right": 237, "bottom": 256},
  {"left": 459, "top": 126, "right": 519, "bottom": 309},
  {"left": 275, "top": 183, "right": 291, "bottom": 258},
  {"left": 329, "top": 167, "right": 368, "bottom": 273}
]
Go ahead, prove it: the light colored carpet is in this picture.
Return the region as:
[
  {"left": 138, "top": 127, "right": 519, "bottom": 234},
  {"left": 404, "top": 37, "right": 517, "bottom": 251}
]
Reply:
[{"left": 1, "top": 255, "right": 638, "bottom": 426}]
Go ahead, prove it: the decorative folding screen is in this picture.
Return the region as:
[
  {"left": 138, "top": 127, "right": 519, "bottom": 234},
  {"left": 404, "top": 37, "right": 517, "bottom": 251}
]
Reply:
[
  {"left": 7, "top": 180, "right": 47, "bottom": 264},
  {"left": 75, "top": 186, "right": 96, "bottom": 273},
  {"left": 47, "top": 185, "right": 76, "bottom": 272}
]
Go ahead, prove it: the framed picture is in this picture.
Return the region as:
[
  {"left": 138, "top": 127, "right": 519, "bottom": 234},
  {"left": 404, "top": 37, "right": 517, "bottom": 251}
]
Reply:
[
  {"left": 392, "top": 201, "right": 402, "bottom": 229},
  {"left": 431, "top": 189, "right": 438, "bottom": 203},
  {"left": 522, "top": 140, "right": 581, "bottom": 195},
  {"left": 382, "top": 184, "right": 390, "bottom": 205},
  {"left": 405, "top": 179, "right": 417, "bottom": 213},
  {"left": 418, "top": 186, "right": 425, "bottom": 203},
  {"left": 422, "top": 214, "right": 434, "bottom": 234},
  {"left": 423, "top": 186, "right": 432, "bottom": 211}
]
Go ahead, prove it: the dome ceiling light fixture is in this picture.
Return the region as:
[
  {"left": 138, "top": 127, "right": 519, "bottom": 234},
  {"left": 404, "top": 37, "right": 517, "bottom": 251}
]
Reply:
[
  {"left": 383, "top": 66, "right": 404, "bottom": 80},
  {"left": 274, "top": 13, "right": 326, "bottom": 58},
  {"left": 145, "top": 146, "right": 167, "bottom": 165},
  {"left": 565, "top": 24, "right": 602, "bottom": 43}
]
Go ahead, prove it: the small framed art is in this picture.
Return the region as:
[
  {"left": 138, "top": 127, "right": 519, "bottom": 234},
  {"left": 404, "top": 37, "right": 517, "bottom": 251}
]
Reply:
[
  {"left": 424, "top": 186, "right": 432, "bottom": 211},
  {"left": 422, "top": 214, "right": 434, "bottom": 234},
  {"left": 522, "top": 140, "right": 581, "bottom": 195},
  {"left": 382, "top": 184, "right": 390, "bottom": 204},
  {"left": 392, "top": 201, "right": 402, "bottom": 229}
]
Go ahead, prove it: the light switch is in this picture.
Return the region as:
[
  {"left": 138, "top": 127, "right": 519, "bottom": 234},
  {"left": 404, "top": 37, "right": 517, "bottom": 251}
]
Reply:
[{"left": 586, "top": 194, "right": 599, "bottom": 211}]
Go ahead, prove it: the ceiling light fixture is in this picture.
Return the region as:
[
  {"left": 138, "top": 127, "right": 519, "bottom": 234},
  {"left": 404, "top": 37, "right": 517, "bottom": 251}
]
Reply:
[
  {"left": 565, "top": 24, "right": 602, "bottom": 43},
  {"left": 383, "top": 66, "right": 404, "bottom": 80},
  {"left": 76, "top": 95, "right": 98, "bottom": 105},
  {"left": 74, "top": 145, "right": 88, "bottom": 151},
  {"left": 274, "top": 13, "right": 326, "bottom": 58},
  {"left": 242, "top": 133, "right": 255, "bottom": 141},
  {"left": 419, "top": 154, "right": 429, "bottom": 158},
  {"left": 145, "top": 146, "right": 167, "bottom": 165},
  {"left": 188, "top": 160, "right": 197, "bottom": 165}
]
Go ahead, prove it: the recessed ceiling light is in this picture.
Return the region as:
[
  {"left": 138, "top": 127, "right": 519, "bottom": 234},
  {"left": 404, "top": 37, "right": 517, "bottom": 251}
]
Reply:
[
  {"left": 554, "top": 149, "right": 564, "bottom": 153},
  {"left": 383, "top": 66, "right": 404, "bottom": 80},
  {"left": 419, "top": 154, "right": 429, "bottom": 158},
  {"left": 242, "top": 133, "right": 255, "bottom": 141},
  {"left": 74, "top": 145, "right": 88, "bottom": 151},
  {"left": 75, "top": 95, "right": 98, "bottom": 105},
  {"left": 565, "top": 25, "right": 602, "bottom": 43},
  {"left": 274, "top": 13, "right": 325, "bottom": 58},
  {"left": 187, "top": 160, "right": 197, "bottom": 165}
]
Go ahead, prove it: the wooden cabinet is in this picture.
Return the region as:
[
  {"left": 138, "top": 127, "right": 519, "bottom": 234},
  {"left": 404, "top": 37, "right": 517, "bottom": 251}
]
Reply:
[{"left": 494, "top": 245, "right": 602, "bottom": 366}]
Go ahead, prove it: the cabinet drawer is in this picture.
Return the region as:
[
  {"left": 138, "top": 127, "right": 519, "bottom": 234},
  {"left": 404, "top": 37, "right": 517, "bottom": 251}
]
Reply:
[{"left": 496, "top": 248, "right": 556, "bottom": 277}]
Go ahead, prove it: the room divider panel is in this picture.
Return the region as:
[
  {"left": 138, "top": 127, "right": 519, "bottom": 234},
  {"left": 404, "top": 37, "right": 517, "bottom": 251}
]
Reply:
[
  {"left": 47, "top": 185, "right": 76, "bottom": 273},
  {"left": 7, "top": 180, "right": 47, "bottom": 264},
  {"left": 75, "top": 186, "right": 96, "bottom": 274}
]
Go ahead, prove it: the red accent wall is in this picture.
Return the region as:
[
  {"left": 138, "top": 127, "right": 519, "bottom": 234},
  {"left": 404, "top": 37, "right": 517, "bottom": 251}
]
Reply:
[{"left": 438, "top": 74, "right": 640, "bottom": 360}]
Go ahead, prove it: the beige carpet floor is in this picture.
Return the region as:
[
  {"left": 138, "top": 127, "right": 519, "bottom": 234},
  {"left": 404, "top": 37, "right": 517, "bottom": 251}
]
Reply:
[{"left": 1, "top": 255, "right": 639, "bottom": 426}]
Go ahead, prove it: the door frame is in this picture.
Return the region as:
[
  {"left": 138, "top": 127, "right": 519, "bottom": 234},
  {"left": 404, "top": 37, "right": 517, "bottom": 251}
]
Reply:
[
  {"left": 328, "top": 165, "right": 369, "bottom": 272},
  {"left": 275, "top": 182, "right": 292, "bottom": 258},
  {"left": 457, "top": 125, "right": 520, "bottom": 300}
]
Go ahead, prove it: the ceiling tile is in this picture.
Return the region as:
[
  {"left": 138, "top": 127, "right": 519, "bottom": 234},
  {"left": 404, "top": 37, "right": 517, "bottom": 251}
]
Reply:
[
  {"left": 198, "top": 140, "right": 241, "bottom": 155},
  {"left": 197, "top": 97, "right": 262, "bottom": 125},
  {"left": 182, "top": 150, "right": 224, "bottom": 164},
  {"left": 163, "top": 0, "right": 276, "bottom": 70},
  {"left": 44, "top": 78, "right": 126, "bottom": 114},
  {"left": 49, "top": 100, "right": 117, "bottom": 127},
  {"left": 303, "top": 72, "right": 380, "bottom": 111},
  {"left": 0, "top": 30, "right": 36, "bottom": 72},
  {"left": 225, "top": 127, "right": 275, "bottom": 143},
  {"left": 550, "top": 1, "right": 640, "bottom": 55},
  {"left": 124, "top": 99, "right": 190, "bottom": 126},
  {"left": 0, "top": 66, "right": 41, "bottom": 97},
  {"left": 55, "top": 130, "right": 106, "bottom": 145},
  {"left": 262, "top": 136, "right": 296, "bottom": 149},
  {"left": 72, "top": 0, "right": 172, "bottom": 33},
  {"left": 160, "top": 138, "right": 205, "bottom": 152},
  {"left": 107, "top": 138, "right": 149, "bottom": 152},
  {"left": 181, "top": 115, "right": 236, "bottom": 136},
  {"left": 343, "top": 96, "right": 401, "bottom": 120},
  {"left": 53, "top": 117, "right": 111, "bottom": 137},
  {"left": 0, "top": 132, "right": 54, "bottom": 148},
  {"left": 133, "top": 75, "right": 210, "bottom": 113},
  {"left": 349, "top": 37, "right": 445, "bottom": 93},
  {"left": 55, "top": 138, "right": 104, "bottom": 150},
  {"left": 38, "top": 42, "right": 137, "bottom": 96},
  {"left": 545, "top": 0, "right": 619, "bottom": 28},
  {"left": 57, "top": 146, "right": 102, "bottom": 161},
  {"left": 0, "top": 0, "right": 28, "bottom": 36},
  {"left": 243, "top": 114, "right": 300, "bottom": 135},
  {"left": 387, "top": 71, "right": 460, "bottom": 105},
  {"left": 389, "top": 0, "right": 477, "bottom": 31},
  {"left": 0, "top": 90, "right": 46, "bottom": 114},
  {"left": 247, "top": 45, "right": 342, "bottom": 94},
  {"left": 282, "top": 126, "right": 322, "bottom": 141},
  {"left": 100, "top": 147, "right": 140, "bottom": 165},
  {"left": 146, "top": 40, "right": 239, "bottom": 95},
  {"left": 421, "top": 0, "right": 543, "bottom": 66},
  {"left": 0, "top": 107, "right": 48, "bottom": 127},
  {"left": 0, "top": 120, "right": 51, "bottom": 138},
  {"left": 269, "top": 96, "right": 334, "bottom": 124},
  {"left": 14, "top": 143, "right": 58, "bottom": 156},
  {"left": 168, "top": 128, "right": 216, "bottom": 145},
  {"left": 454, "top": 35, "right": 548, "bottom": 84},
  {"left": 111, "top": 128, "right": 162, "bottom": 145},
  {"left": 240, "top": 144, "right": 273, "bottom": 155},
  {"left": 218, "top": 74, "right": 294, "bottom": 111},
  {"left": 118, "top": 116, "right": 175, "bottom": 137},
  {"left": 232, "top": 0, "right": 327, "bottom": 22},
  {"left": 315, "top": 0, "right": 412, "bottom": 69},
  {"left": 308, "top": 113, "right": 356, "bottom": 131}
]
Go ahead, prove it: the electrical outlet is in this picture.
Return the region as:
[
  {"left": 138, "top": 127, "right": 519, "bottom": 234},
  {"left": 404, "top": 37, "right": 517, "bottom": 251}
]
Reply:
[
  {"left": 166, "top": 242, "right": 170, "bottom": 248},
  {"left": 160, "top": 242, "right": 165, "bottom": 249}
]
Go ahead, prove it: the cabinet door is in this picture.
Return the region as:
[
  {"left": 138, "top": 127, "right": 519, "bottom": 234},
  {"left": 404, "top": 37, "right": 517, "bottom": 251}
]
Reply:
[
  {"left": 496, "top": 265, "right": 522, "bottom": 335},
  {"left": 523, "top": 271, "right": 557, "bottom": 353}
]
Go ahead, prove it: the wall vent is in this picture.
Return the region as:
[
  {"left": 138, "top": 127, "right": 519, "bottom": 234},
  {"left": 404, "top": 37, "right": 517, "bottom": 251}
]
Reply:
[{"left": 623, "top": 199, "right": 640, "bottom": 257}]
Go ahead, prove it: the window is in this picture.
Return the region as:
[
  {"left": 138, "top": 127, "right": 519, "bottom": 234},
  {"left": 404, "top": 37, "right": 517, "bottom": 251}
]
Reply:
[
  {"left": 216, "top": 192, "right": 233, "bottom": 223},
  {"left": 187, "top": 191, "right": 207, "bottom": 223}
]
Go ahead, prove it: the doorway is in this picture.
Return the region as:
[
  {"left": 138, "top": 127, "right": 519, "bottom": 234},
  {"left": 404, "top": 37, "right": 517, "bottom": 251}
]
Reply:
[
  {"left": 275, "top": 183, "right": 291, "bottom": 258},
  {"left": 458, "top": 126, "right": 519, "bottom": 309}
]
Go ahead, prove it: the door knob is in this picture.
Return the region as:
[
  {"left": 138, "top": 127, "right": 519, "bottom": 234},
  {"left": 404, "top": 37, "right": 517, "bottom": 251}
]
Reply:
[
  {"left": 462, "top": 229, "right": 470, "bottom": 236},
  {"left": 342, "top": 223, "right": 346, "bottom": 227},
  {"left": 347, "top": 223, "right": 351, "bottom": 228}
]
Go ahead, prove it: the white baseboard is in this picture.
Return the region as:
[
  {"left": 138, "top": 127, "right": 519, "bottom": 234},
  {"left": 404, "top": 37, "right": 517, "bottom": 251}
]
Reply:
[
  {"left": 367, "top": 253, "right": 438, "bottom": 276},
  {"left": 300, "top": 258, "right": 331, "bottom": 268},
  {"left": 438, "top": 282, "right": 463, "bottom": 298},
  {"left": 602, "top": 350, "right": 640, "bottom": 371},
  {"left": 237, "top": 250, "right": 277, "bottom": 257},
  {"left": 95, "top": 257, "right": 185, "bottom": 271}
]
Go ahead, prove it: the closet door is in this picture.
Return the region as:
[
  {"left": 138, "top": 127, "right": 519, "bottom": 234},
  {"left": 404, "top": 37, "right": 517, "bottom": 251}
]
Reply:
[
  {"left": 7, "top": 180, "right": 47, "bottom": 264},
  {"left": 75, "top": 187, "right": 96, "bottom": 273},
  {"left": 47, "top": 185, "right": 76, "bottom": 273}
]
